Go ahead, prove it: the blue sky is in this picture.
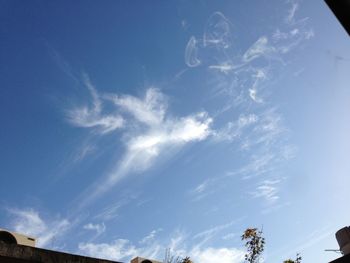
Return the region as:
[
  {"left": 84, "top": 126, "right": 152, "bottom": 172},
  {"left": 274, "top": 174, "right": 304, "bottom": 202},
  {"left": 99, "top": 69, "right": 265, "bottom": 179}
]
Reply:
[{"left": 1, "top": 1, "right": 350, "bottom": 262}]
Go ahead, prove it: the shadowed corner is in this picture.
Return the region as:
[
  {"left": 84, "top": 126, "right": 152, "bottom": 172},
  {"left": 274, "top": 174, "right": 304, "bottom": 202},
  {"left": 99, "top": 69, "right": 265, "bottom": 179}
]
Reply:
[{"left": 324, "top": 0, "right": 350, "bottom": 36}]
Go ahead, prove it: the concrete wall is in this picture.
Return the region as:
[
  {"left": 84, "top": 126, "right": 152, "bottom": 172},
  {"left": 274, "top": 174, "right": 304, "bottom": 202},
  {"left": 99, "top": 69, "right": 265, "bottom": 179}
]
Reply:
[{"left": 0, "top": 242, "right": 122, "bottom": 263}]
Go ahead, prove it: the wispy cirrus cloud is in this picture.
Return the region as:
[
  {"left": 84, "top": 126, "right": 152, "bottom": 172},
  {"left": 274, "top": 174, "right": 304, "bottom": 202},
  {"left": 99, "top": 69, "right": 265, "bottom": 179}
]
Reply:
[
  {"left": 250, "top": 179, "right": 281, "bottom": 203},
  {"left": 67, "top": 0, "right": 311, "bottom": 217},
  {"left": 79, "top": 239, "right": 140, "bottom": 261},
  {"left": 140, "top": 228, "right": 163, "bottom": 245},
  {"left": 66, "top": 0, "right": 313, "bottom": 211},
  {"left": 222, "top": 232, "right": 237, "bottom": 240},
  {"left": 106, "top": 87, "right": 167, "bottom": 127},
  {"left": 68, "top": 85, "right": 213, "bottom": 207},
  {"left": 71, "top": 141, "right": 97, "bottom": 163},
  {"left": 203, "top": 12, "right": 233, "bottom": 49},
  {"left": 67, "top": 74, "right": 124, "bottom": 134},
  {"left": 285, "top": 0, "right": 299, "bottom": 25},
  {"left": 212, "top": 114, "right": 259, "bottom": 142},
  {"left": 189, "top": 108, "right": 287, "bottom": 204},
  {"left": 79, "top": 229, "right": 172, "bottom": 262},
  {"left": 193, "top": 219, "right": 243, "bottom": 246},
  {"left": 185, "top": 36, "right": 201, "bottom": 67},
  {"left": 242, "top": 36, "right": 276, "bottom": 63},
  {"left": 83, "top": 222, "right": 106, "bottom": 236},
  {"left": 93, "top": 198, "right": 131, "bottom": 221},
  {"left": 7, "top": 208, "right": 70, "bottom": 248},
  {"left": 189, "top": 178, "right": 215, "bottom": 202},
  {"left": 190, "top": 247, "right": 244, "bottom": 263},
  {"left": 79, "top": 224, "right": 245, "bottom": 263}
]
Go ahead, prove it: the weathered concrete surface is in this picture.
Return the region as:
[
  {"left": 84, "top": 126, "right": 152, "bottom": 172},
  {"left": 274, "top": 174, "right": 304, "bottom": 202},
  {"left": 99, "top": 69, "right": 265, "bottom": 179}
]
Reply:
[{"left": 0, "top": 242, "right": 122, "bottom": 263}]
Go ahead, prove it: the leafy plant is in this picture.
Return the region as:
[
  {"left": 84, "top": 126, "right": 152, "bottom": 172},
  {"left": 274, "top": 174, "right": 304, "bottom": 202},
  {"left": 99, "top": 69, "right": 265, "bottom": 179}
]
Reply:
[
  {"left": 181, "top": 256, "right": 193, "bottom": 263},
  {"left": 283, "top": 253, "right": 302, "bottom": 263},
  {"left": 241, "top": 227, "right": 265, "bottom": 263}
]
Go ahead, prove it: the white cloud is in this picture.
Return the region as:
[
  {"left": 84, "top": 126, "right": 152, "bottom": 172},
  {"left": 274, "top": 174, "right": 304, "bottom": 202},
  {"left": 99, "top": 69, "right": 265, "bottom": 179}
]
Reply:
[
  {"left": 248, "top": 69, "right": 267, "bottom": 103},
  {"left": 249, "top": 88, "right": 263, "bottom": 103},
  {"left": 191, "top": 180, "right": 210, "bottom": 195},
  {"left": 181, "top": 19, "right": 188, "bottom": 30},
  {"left": 140, "top": 229, "right": 163, "bottom": 245},
  {"left": 203, "top": 12, "right": 232, "bottom": 49},
  {"left": 209, "top": 62, "right": 237, "bottom": 73},
  {"left": 8, "top": 208, "right": 70, "bottom": 248},
  {"left": 269, "top": 1, "right": 314, "bottom": 55},
  {"left": 108, "top": 88, "right": 167, "bottom": 127},
  {"left": 73, "top": 143, "right": 96, "bottom": 162},
  {"left": 83, "top": 223, "right": 106, "bottom": 236},
  {"left": 250, "top": 179, "right": 281, "bottom": 202},
  {"left": 48, "top": 46, "right": 80, "bottom": 84},
  {"left": 193, "top": 220, "right": 242, "bottom": 246},
  {"left": 79, "top": 231, "right": 165, "bottom": 262},
  {"left": 68, "top": 1, "right": 311, "bottom": 207},
  {"left": 79, "top": 239, "right": 139, "bottom": 261},
  {"left": 79, "top": 228, "right": 244, "bottom": 263},
  {"left": 272, "top": 29, "right": 292, "bottom": 42},
  {"left": 67, "top": 107, "right": 124, "bottom": 134},
  {"left": 89, "top": 111, "right": 212, "bottom": 199},
  {"left": 94, "top": 199, "right": 130, "bottom": 221},
  {"left": 242, "top": 37, "right": 275, "bottom": 63},
  {"left": 233, "top": 153, "right": 275, "bottom": 180},
  {"left": 191, "top": 247, "right": 244, "bottom": 263},
  {"left": 185, "top": 36, "right": 201, "bottom": 67},
  {"left": 168, "top": 230, "right": 188, "bottom": 255},
  {"left": 238, "top": 114, "right": 259, "bottom": 127},
  {"left": 285, "top": 1, "right": 299, "bottom": 24},
  {"left": 67, "top": 74, "right": 124, "bottom": 134},
  {"left": 253, "top": 109, "right": 285, "bottom": 146},
  {"left": 222, "top": 233, "right": 237, "bottom": 240},
  {"left": 213, "top": 114, "right": 258, "bottom": 142},
  {"left": 69, "top": 87, "right": 213, "bottom": 207}
]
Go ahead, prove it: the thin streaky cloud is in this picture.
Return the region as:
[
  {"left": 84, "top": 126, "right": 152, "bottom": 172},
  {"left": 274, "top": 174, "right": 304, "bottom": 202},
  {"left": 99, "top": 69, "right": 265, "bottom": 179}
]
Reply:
[
  {"left": 84, "top": 111, "right": 212, "bottom": 204},
  {"left": 83, "top": 222, "right": 106, "bottom": 236},
  {"left": 94, "top": 196, "right": 135, "bottom": 221},
  {"left": 139, "top": 228, "right": 163, "bottom": 245},
  {"left": 222, "top": 233, "right": 237, "bottom": 240},
  {"left": 7, "top": 208, "right": 70, "bottom": 248},
  {"left": 212, "top": 114, "right": 258, "bottom": 142},
  {"left": 185, "top": 36, "right": 201, "bottom": 67},
  {"left": 73, "top": 143, "right": 96, "bottom": 163},
  {"left": 242, "top": 36, "right": 275, "bottom": 63},
  {"left": 285, "top": 0, "right": 299, "bottom": 25},
  {"left": 193, "top": 218, "right": 244, "bottom": 246},
  {"left": 203, "top": 12, "right": 233, "bottom": 49},
  {"left": 46, "top": 44, "right": 80, "bottom": 84},
  {"left": 66, "top": 74, "right": 124, "bottom": 134},
  {"left": 106, "top": 87, "right": 167, "bottom": 127},
  {"left": 79, "top": 227, "right": 245, "bottom": 263},
  {"left": 250, "top": 179, "right": 282, "bottom": 203},
  {"left": 69, "top": 87, "right": 213, "bottom": 208}
]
